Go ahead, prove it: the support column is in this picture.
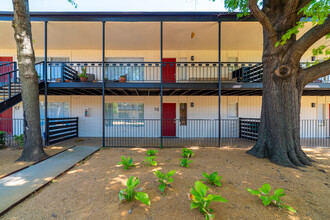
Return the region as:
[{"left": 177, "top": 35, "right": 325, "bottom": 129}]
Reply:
[
  {"left": 218, "top": 20, "right": 222, "bottom": 147},
  {"left": 160, "top": 20, "right": 163, "bottom": 148},
  {"left": 44, "top": 21, "right": 48, "bottom": 146},
  {"left": 102, "top": 21, "right": 106, "bottom": 148}
]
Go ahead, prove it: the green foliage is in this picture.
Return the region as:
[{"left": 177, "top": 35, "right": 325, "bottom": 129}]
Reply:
[
  {"left": 119, "top": 176, "right": 150, "bottom": 205},
  {"left": 0, "top": 131, "right": 5, "bottom": 145},
  {"left": 79, "top": 67, "right": 87, "bottom": 78},
  {"left": 14, "top": 134, "right": 24, "bottom": 147},
  {"left": 200, "top": 172, "right": 222, "bottom": 187},
  {"left": 143, "top": 156, "right": 157, "bottom": 166},
  {"left": 118, "top": 156, "right": 135, "bottom": 170},
  {"left": 189, "top": 181, "right": 228, "bottom": 220},
  {"left": 154, "top": 170, "right": 176, "bottom": 192},
  {"left": 146, "top": 149, "right": 158, "bottom": 156},
  {"left": 180, "top": 158, "right": 192, "bottom": 167},
  {"left": 247, "top": 183, "right": 296, "bottom": 213},
  {"left": 182, "top": 148, "right": 194, "bottom": 158}
]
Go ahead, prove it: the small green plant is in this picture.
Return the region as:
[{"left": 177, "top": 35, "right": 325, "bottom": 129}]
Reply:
[
  {"left": 182, "top": 148, "right": 194, "bottom": 158},
  {"left": 154, "top": 170, "right": 176, "bottom": 193},
  {"left": 118, "top": 156, "right": 135, "bottom": 170},
  {"left": 146, "top": 149, "right": 158, "bottom": 156},
  {"left": 247, "top": 183, "right": 296, "bottom": 213},
  {"left": 180, "top": 158, "right": 192, "bottom": 167},
  {"left": 0, "top": 131, "right": 6, "bottom": 145},
  {"left": 189, "top": 181, "right": 228, "bottom": 220},
  {"left": 119, "top": 176, "right": 150, "bottom": 205},
  {"left": 143, "top": 156, "right": 157, "bottom": 166},
  {"left": 79, "top": 67, "right": 87, "bottom": 78},
  {"left": 201, "top": 172, "right": 222, "bottom": 187},
  {"left": 14, "top": 134, "right": 24, "bottom": 147}
]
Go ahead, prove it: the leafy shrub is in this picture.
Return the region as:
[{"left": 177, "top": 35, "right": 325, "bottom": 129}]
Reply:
[
  {"left": 180, "top": 158, "right": 192, "bottom": 167},
  {"left": 0, "top": 131, "right": 5, "bottom": 145},
  {"left": 189, "top": 181, "right": 228, "bottom": 220},
  {"left": 247, "top": 183, "right": 296, "bottom": 213},
  {"left": 146, "top": 149, "right": 158, "bottom": 156},
  {"left": 201, "top": 172, "right": 222, "bottom": 187},
  {"left": 154, "top": 170, "right": 176, "bottom": 192},
  {"left": 14, "top": 134, "right": 24, "bottom": 147},
  {"left": 143, "top": 156, "right": 157, "bottom": 166},
  {"left": 119, "top": 176, "right": 150, "bottom": 205},
  {"left": 118, "top": 156, "right": 135, "bottom": 170},
  {"left": 182, "top": 148, "right": 194, "bottom": 158}
]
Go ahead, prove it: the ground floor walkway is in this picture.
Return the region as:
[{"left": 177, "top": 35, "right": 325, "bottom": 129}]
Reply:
[{"left": 0, "top": 145, "right": 100, "bottom": 215}]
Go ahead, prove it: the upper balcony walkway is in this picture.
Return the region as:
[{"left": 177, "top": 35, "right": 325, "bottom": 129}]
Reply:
[{"left": 38, "top": 61, "right": 330, "bottom": 96}]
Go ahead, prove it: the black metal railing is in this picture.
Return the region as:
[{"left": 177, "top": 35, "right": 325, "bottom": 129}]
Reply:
[
  {"left": 0, "top": 118, "right": 45, "bottom": 146},
  {"left": 239, "top": 118, "right": 330, "bottom": 146},
  {"left": 105, "top": 119, "right": 251, "bottom": 147},
  {"left": 46, "top": 117, "right": 78, "bottom": 145},
  {"left": 45, "top": 61, "right": 330, "bottom": 84}
]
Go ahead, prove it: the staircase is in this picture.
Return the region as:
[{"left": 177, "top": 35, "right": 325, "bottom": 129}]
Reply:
[{"left": 0, "top": 62, "right": 45, "bottom": 113}]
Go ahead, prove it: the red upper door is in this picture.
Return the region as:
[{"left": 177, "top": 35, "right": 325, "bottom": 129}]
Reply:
[
  {"left": 0, "top": 57, "right": 13, "bottom": 82},
  {"left": 162, "top": 58, "right": 176, "bottom": 83},
  {"left": 162, "top": 103, "right": 176, "bottom": 137}
]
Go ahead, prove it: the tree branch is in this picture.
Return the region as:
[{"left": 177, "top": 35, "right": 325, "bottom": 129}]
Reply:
[
  {"left": 299, "top": 60, "right": 330, "bottom": 86},
  {"left": 291, "top": 17, "right": 330, "bottom": 63},
  {"left": 248, "top": 0, "right": 277, "bottom": 44},
  {"left": 284, "top": 0, "right": 300, "bottom": 18}
]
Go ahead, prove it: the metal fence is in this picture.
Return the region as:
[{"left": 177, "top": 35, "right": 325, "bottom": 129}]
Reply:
[
  {"left": 105, "top": 119, "right": 252, "bottom": 147},
  {"left": 46, "top": 117, "right": 79, "bottom": 145},
  {"left": 0, "top": 118, "right": 45, "bottom": 147},
  {"left": 104, "top": 118, "right": 329, "bottom": 148}
]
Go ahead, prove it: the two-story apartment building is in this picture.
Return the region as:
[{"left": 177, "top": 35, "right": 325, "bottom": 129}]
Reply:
[{"left": 0, "top": 12, "right": 329, "bottom": 147}]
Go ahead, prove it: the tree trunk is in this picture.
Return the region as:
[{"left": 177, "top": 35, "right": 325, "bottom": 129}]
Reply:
[
  {"left": 12, "top": 0, "right": 48, "bottom": 162},
  {"left": 247, "top": 30, "right": 313, "bottom": 168}
]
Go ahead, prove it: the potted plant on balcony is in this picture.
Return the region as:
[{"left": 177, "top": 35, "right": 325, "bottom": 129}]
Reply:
[
  {"left": 80, "top": 67, "right": 88, "bottom": 82},
  {"left": 119, "top": 74, "right": 127, "bottom": 83}
]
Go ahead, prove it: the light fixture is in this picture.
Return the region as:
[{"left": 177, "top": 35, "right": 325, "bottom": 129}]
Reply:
[
  {"left": 190, "top": 102, "right": 194, "bottom": 107},
  {"left": 191, "top": 32, "right": 195, "bottom": 39},
  {"left": 311, "top": 103, "right": 316, "bottom": 108}
]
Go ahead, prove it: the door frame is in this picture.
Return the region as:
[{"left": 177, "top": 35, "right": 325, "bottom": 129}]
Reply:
[
  {"left": 162, "top": 58, "right": 176, "bottom": 83},
  {"left": 162, "top": 102, "right": 176, "bottom": 137}
]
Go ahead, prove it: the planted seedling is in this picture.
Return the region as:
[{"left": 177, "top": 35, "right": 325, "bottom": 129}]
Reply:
[
  {"left": 146, "top": 149, "right": 158, "bottom": 156},
  {"left": 189, "top": 181, "right": 228, "bottom": 220},
  {"left": 119, "top": 176, "right": 150, "bottom": 205},
  {"left": 180, "top": 158, "right": 192, "bottom": 167},
  {"left": 118, "top": 156, "right": 135, "bottom": 170},
  {"left": 143, "top": 156, "right": 157, "bottom": 166},
  {"left": 154, "top": 170, "right": 176, "bottom": 193},
  {"left": 201, "top": 172, "right": 222, "bottom": 187},
  {"left": 182, "top": 148, "right": 194, "bottom": 158},
  {"left": 246, "top": 183, "right": 296, "bottom": 213}
]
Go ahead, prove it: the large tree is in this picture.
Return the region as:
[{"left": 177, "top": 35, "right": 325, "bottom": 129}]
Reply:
[
  {"left": 224, "top": 0, "right": 330, "bottom": 167},
  {"left": 12, "top": 0, "right": 48, "bottom": 161}
]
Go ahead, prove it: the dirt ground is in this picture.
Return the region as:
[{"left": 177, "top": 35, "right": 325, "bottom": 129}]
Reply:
[{"left": 1, "top": 146, "right": 329, "bottom": 220}]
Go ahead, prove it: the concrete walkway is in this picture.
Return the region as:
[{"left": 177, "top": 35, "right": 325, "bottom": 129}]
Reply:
[{"left": 0, "top": 145, "right": 100, "bottom": 214}]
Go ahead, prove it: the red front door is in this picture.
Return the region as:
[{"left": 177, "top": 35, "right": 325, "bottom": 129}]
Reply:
[
  {"left": 0, "top": 57, "right": 13, "bottom": 83},
  {"left": 162, "top": 103, "right": 176, "bottom": 137},
  {"left": 162, "top": 58, "right": 176, "bottom": 83}
]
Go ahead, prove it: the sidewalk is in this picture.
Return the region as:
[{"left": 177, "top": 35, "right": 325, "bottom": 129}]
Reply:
[{"left": 0, "top": 145, "right": 100, "bottom": 215}]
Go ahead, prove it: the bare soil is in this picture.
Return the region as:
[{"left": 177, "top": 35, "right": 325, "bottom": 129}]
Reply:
[{"left": 1, "top": 147, "right": 329, "bottom": 220}]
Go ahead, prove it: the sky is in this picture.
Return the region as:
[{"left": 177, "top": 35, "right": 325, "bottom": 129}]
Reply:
[{"left": 1, "top": 0, "right": 226, "bottom": 12}]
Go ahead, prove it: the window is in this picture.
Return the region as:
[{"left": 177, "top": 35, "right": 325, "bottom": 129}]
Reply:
[
  {"left": 105, "top": 103, "right": 144, "bottom": 126},
  {"left": 228, "top": 102, "right": 238, "bottom": 118},
  {"left": 318, "top": 103, "right": 326, "bottom": 125},
  {"left": 39, "top": 102, "right": 70, "bottom": 119},
  {"left": 180, "top": 103, "right": 187, "bottom": 125},
  {"left": 105, "top": 57, "right": 144, "bottom": 81}
]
